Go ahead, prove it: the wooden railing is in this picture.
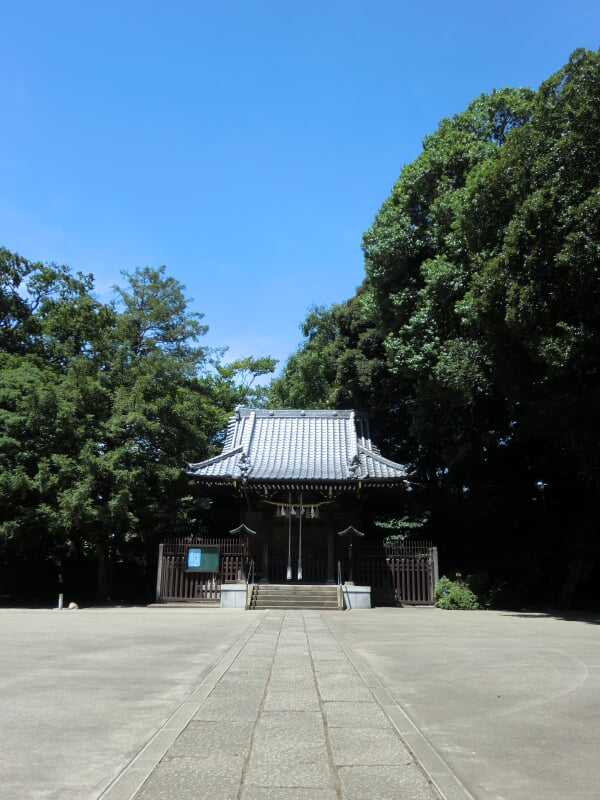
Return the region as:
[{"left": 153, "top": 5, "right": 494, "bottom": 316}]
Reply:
[
  {"left": 157, "top": 538, "right": 436, "bottom": 605},
  {"left": 158, "top": 537, "right": 247, "bottom": 603}
]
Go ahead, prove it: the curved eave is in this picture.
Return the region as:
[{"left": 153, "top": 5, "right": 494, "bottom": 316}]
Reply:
[{"left": 189, "top": 476, "right": 411, "bottom": 491}]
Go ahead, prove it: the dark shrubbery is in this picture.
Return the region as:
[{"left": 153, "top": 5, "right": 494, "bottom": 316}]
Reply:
[{"left": 435, "top": 575, "right": 480, "bottom": 609}]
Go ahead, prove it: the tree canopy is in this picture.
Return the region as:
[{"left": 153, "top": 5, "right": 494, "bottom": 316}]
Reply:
[
  {"left": 0, "top": 250, "right": 275, "bottom": 601},
  {"left": 271, "top": 49, "right": 600, "bottom": 607}
]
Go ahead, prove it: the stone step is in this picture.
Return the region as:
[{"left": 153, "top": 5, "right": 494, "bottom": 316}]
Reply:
[
  {"left": 255, "top": 588, "right": 337, "bottom": 592},
  {"left": 251, "top": 603, "right": 339, "bottom": 609},
  {"left": 249, "top": 603, "right": 339, "bottom": 611},
  {"left": 253, "top": 584, "right": 338, "bottom": 591},
  {"left": 253, "top": 597, "right": 338, "bottom": 603},
  {"left": 254, "top": 587, "right": 338, "bottom": 597},
  {"left": 253, "top": 586, "right": 338, "bottom": 592},
  {"left": 251, "top": 596, "right": 339, "bottom": 603},
  {"left": 249, "top": 583, "right": 341, "bottom": 610}
]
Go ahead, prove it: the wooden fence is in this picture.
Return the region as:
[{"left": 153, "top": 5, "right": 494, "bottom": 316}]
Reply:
[
  {"left": 156, "top": 537, "right": 247, "bottom": 603},
  {"left": 156, "top": 537, "right": 437, "bottom": 605},
  {"left": 342, "top": 540, "right": 437, "bottom": 605}
]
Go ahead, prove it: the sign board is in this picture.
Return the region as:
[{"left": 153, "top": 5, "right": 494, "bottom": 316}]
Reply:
[{"left": 185, "top": 545, "right": 220, "bottom": 572}]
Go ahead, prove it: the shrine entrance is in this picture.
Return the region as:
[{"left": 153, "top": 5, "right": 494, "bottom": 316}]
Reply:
[
  {"left": 269, "top": 515, "right": 330, "bottom": 583},
  {"left": 256, "top": 493, "right": 337, "bottom": 584}
]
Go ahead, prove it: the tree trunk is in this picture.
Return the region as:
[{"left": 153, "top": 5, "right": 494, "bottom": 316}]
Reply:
[
  {"left": 557, "top": 552, "right": 585, "bottom": 610},
  {"left": 95, "top": 545, "right": 110, "bottom": 602}
]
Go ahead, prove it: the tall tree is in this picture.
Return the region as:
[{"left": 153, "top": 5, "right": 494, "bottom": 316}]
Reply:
[
  {"left": 1, "top": 254, "right": 276, "bottom": 601},
  {"left": 0, "top": 251, "right": 111, "bottom": 595},
  {"left": 273, "top": 49, "right": 600, "bottom": 606}
]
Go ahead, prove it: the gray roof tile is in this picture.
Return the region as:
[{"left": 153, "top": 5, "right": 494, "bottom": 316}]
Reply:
[{"left": 187, "top": 408, "right": 411, "bottom": 485}]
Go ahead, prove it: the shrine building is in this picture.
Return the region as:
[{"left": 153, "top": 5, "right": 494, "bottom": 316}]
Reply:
[{"left": 154, "top": 408, "right": 437, "bottom": 609}]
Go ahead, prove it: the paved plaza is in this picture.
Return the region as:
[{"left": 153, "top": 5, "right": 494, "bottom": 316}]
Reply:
[{"left": 0, "top": 606, "right": 598, "bottom": 800}]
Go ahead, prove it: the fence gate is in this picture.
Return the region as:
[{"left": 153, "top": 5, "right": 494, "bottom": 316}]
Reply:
[
  {"left": 156, "top": 537, "right": 247, "bottom": 603},
  {"left": 352, "top": 541, "right": 438, "bottom": 606}
]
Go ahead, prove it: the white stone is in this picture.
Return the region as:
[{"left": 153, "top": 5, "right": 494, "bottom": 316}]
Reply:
[
  {"left": 341, "top": 584, "right": 371, "bottom": 609},
  {"left": 220, "top": 584, "right": 248, "bottom": 609}
]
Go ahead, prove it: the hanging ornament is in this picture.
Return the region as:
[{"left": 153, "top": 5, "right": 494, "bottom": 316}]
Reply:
[
  {"left": 280, "top": 505, "right": 286, "bottom": 517},
  {"left": 310, "top": 507, "right": 316, "bottom": 519},
  {"left": 290, "top": 506, "right": 296, "bottom": 515}
]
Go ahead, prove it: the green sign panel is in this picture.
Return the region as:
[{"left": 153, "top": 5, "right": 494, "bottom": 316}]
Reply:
[{"left": 185, "top": 545, "right": 220, "bottom": 572}]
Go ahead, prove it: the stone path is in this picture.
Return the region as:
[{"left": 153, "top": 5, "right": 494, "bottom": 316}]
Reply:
[{"left": 105, "top": 611, "right": 440, "bottom": 800}]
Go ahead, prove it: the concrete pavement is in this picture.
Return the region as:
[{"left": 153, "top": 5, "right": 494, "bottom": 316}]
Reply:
[
  {"left": 0, "top": 607, "right": 259, "bottom": 800},
  {"left": 2, "top": 606, "right": 599, "bottom": 799},
  {"left": 326, "top": 607, "right": 600, "bottom": 800},
  {"left": 102, "top": 610, "right": 444, "bottom": 800}
]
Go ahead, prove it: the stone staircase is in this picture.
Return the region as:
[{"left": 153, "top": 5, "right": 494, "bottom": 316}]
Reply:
[{"left": 248, "top": 583, "right": 341, "bottom": 610}]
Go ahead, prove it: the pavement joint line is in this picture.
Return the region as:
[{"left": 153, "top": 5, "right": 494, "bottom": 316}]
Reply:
[
  {"left": 98, "top": 611, "right": 267, "bottom": 800},
  {"left": 304, "top": 611, "right": 344, "bottom": 800},
  {"left": 321, "top": 614, "right": 476, "bottom": 800},
  {"left": 236, "top": 610, "right": 285, "bottom": 799}
]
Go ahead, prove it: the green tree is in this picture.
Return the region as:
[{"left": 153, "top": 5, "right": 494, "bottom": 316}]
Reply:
[
  {"left": 1, "top": 253, "right": 275, "bottom": 601},
  {"left": 0, "top": 251, "right": 113, "bottom": 595},
  {"left": 60, "top": 266, "right": 225, "bottom": 599},
  {"left": 268, "top": 286, "right": 415, "bottom": 459},
  {"left": 269, "top": 305, "right": 339, "bottom": 409},
  {"left": 362, "top": 86, "right": 536, "bottom": 480},
  {"left": 216, "top": 355, "right": 278, "bottom": 410},
  {"left": 273, "top": 49, "right": 600, "bottom": 606}
]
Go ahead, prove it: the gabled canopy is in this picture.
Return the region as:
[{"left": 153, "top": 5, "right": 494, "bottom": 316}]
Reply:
[{"left": 186, "top": 408, "right": 412, "bottom": 489}]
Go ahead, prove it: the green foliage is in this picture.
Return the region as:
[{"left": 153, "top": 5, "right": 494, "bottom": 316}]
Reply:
[
  {"left": 303, "top": 48, "right": 600, "bottom": 494},
  {"left": 0, "top": 250, "right": 275, "bottom": 601},
  {"left": 267, "top": 286, "right": 412, "bottom": 458},
  {"left": 272, "top": 48, "right": 600, "bottom": 607},
  {"left": 374, "top": 514, "right": 430, "bottom": 544},
  {"left": 435, "top": 575, "right": 480, "bottom": 610},
  {"left": 216, "top": 356, "right": 278, "bottom": 409},
  {"left": 268, "top": 305, "right": 339, "bottom": 409}
]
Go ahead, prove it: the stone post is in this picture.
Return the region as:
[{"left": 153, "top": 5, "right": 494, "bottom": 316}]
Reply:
[{"left": 155, "top": 543, "right": 164, "bottom": 603}]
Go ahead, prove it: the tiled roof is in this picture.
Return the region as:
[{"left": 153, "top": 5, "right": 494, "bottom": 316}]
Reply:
[{"left": 186, "top": 408, "right": 411, "bottom": 485}]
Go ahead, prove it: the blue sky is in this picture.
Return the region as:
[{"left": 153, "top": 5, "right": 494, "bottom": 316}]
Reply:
[{"left": 2, "top": 1, "right": 599, "bottom": 372}]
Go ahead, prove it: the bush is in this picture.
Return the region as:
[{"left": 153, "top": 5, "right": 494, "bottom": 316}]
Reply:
[
  {"left": 435, "top": 575, "right": 480, "bottom": 610},
  {"left": 465, "top": 570, "right": 508, "bottom": 609}
]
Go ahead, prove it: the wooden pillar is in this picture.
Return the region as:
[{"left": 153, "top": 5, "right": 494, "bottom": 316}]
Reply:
[
  {"left": 260, "top": 508, "right": 271, "bottom": 583},
  {"left": 348, "top": 536, "right": 354, "bottom": 584},
  {"left": 327, "top": 513, "right": 335, "bottom": 583}
]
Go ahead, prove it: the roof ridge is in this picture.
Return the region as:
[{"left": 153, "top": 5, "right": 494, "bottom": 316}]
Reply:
[
  {"left": 358, "top": 443, "right": 408, "bottom": 471},
  {"left": 235, "top": 408, "right": 359, "bottom": 418},
  {"left": 241, "top": 409, "right": 256, "bottom": 454},
  {"left": 345, "top": 412, "right": 360, "bottom": 479},
  {"left": 187, "top": 445, "right": 243, "bottom": 471}
]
